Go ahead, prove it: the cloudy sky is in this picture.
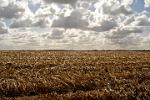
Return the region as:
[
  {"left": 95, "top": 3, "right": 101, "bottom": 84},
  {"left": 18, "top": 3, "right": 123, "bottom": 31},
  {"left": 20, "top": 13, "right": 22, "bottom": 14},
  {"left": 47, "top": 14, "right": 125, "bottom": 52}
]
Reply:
[{"left": 0, "top": 0, "right": 150, "bottom": 50}]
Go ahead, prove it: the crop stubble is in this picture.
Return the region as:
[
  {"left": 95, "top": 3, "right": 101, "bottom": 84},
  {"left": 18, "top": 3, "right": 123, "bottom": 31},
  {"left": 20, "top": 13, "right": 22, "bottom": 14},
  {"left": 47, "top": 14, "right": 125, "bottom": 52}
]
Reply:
[{"left": 0, "top": 51, "right": 150, "bottom": 100}]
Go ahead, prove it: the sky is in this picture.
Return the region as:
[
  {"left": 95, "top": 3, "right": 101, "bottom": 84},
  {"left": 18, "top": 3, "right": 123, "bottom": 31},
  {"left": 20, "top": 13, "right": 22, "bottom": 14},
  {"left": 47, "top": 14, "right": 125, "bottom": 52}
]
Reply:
[{"left": 0, "top": 0, "right": 150, "bottom": 50}]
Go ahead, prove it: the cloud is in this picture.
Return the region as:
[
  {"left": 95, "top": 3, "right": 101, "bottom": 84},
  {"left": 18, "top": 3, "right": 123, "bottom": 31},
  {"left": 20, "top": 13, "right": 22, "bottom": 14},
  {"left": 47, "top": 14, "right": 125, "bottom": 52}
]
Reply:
[
  {"left": 0, "top": 0, "right": 9, "bottom": 7},
  {"left": 48, "top": 29, "right": 64, "bottom": 39},
  {"left": 105, "top": 27, "right": 143, "bottom": 48},
  {"left": 0, "top": 2, "right": 25, "bottom": 19},
  {"left": 104, "top": 5, "right": 133, "bottom": 15},
  {"left": 123, "top": 15, "right": 135, "bottom": 26},
  {"left": 144, "top": 0, "right": 150, "bottom": 7},
  {"left": 105, "top": 27, "right": 142, "bottom": 39},
  {"left": 29, "top": 0, "right": 42, "bottom": 4},
  {"left": 0, "top": 21, "right": 8, "bottom": 34},
  {"left": 10, "top": 18, "right": 33, "bottom": 28},
  {"left": 142, "top": 34, "right": 150, "bottom": 48},
  {"left": 122, "top": 0, "right": 134, "bottom": 6},
  {"left": 90, "top": 18, "right": 117, "bottom": 32},
  {"left": 33, "top": 18, "right": 51, "bottom": 27},
  {"left": 52, "top": 10, "right": 89, "bottom": 29},
  {"left": 130, "top": 15, "right": 150, "bottom": 26},
  {"left": 35, "top": 6, "right": 53, "bottom": 17},
  {"left": 94, "top": 0, "right": 133, "bottom": 16},
  {"left": 43, "top": 0, "right": 77, "bottom": 7},
  {"left": 0, "top": 0, "right": 150, "bottom": 50}
]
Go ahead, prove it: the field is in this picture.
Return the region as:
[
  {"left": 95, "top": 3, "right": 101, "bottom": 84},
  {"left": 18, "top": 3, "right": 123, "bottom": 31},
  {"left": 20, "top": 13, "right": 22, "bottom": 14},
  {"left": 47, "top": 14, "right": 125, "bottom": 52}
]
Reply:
[{"left": 0, "top": 50, "right": 150, "bottom": 100}]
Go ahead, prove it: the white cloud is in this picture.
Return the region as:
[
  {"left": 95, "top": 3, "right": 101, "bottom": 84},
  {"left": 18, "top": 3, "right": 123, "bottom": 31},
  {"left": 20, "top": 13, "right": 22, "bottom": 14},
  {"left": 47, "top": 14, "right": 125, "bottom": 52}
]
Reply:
[
  {"left": 94, "top": 0, "right": 133, "bottom": 16},
  {"left": 0, "top": 0, "right": 9, "bottom": 7},
  {"left": 144, "top": 0, "right": 150, "bottom": 7},
  {"left": 122, "top": 0, "right": 134, "bottom": 6},
  {"left": 35, "top": 6, "right": 53, "bottom": 17},
  {"left": 123, "top": 15, "right": 135, "bottom": 26},
  {"left": 10, "top": 17, "right": 52, "bottom": 28},
  {"left": 131, "top": 15, "right": 150, "bottom": 26},
  {"left": 142, "top": 34, "right": 150, "bottom": 48},
  {"left": 0, "top": 0, "right": 150, "bottom": 50}
]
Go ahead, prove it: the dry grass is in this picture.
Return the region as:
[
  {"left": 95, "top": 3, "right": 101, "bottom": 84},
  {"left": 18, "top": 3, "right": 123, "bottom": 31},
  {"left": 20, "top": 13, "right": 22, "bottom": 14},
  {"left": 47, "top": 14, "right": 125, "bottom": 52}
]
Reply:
[{"left": 0, "top": 50, "right": 150, "bottom": 100}]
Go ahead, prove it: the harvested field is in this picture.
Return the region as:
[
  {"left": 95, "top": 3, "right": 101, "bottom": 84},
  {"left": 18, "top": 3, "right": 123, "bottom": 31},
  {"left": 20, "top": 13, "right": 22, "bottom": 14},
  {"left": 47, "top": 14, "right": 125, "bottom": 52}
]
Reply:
[{"left": 0, "top": 50, "right": 150, "bottom": 100}]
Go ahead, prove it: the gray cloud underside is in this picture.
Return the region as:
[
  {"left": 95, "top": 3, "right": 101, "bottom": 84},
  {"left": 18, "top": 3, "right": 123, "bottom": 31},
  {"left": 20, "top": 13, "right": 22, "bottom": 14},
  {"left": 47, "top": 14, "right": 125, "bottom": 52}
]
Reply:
[
  {"left": 0, "top": 21, "right": 8, "bottom": 34},
  {"left": 0, "top": 3, "right": 25, "bottom": 18}
]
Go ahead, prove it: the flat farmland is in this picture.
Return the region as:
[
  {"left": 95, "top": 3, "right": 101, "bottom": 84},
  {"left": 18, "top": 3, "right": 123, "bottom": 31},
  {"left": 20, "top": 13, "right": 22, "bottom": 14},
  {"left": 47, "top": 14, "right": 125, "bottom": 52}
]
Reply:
[{"left": 0, "top": 51, "right": 150, "bottom": 100}]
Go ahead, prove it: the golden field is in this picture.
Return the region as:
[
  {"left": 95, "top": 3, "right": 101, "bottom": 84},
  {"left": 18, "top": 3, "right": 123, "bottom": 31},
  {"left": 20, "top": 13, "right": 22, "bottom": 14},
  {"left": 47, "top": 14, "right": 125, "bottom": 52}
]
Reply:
[{"left": 0, "top": 50, "right": 150, "bottom": 100}]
